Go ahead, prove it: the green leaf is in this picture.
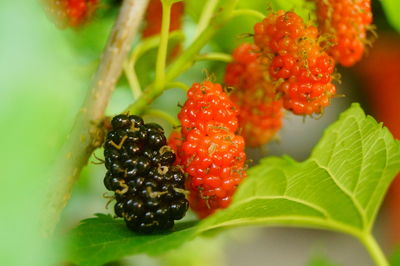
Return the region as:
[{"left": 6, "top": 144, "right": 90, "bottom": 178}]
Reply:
[
  {"left": 67, "top": 214, "right": 198, "bottom": 265},
  {"left": 66, "top": 104, "right": 400, "bottom": 265},
  {"left": 200, "top": 103, "right": 400, "bottom": 236},
  {"left": 307, "top": 253, "right": 341, "bottom": 266},
  {"left": 381, "top": 0, "right": 400, "bottom": 32},
  {"left": 390, "top": 247, "right": 400, "bottom": 266}
]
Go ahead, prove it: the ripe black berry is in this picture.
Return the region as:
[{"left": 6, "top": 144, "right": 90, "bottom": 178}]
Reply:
[
  {"left": 129, "top": 115, "right": 144, "bottom": 128},
  {"left": 111, "top": 114, "right": 132, "bottom": 130},
  {"left": 103, "top": 114, "right": 188, "bottom": 233},
  {"left": 114, "top": 202, "right": 124, "bottom": 217}
]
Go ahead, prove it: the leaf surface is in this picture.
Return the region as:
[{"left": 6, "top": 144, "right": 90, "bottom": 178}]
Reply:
[
  {"left": 67, "top": 214, "right": 198, "bottom": 265},
  {"left": 381, "top": 0, "right": 400, "bottom": 32}
]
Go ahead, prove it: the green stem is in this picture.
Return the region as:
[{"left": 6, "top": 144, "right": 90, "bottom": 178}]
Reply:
[
  {"left": 125, "top": 30, "right": 184, "bottom": 99},
  {"left": 359, "top": 234, "right": 389, "bottom": 266},
  {"left": 166, "top": 0, "right": 238, "bottom": 81},
  {"left": 165, "top": 81, "right": 189, "bottom": 92},
  {"left": 145, "top": 108, "right": 180, "bottom": 127},
  {"left": 166, "top": 26, "right": 216, "bottom": 81},
  {"left": 123, "top": 61, "right": 142, "bottom": 98},
  {"left": 126, "top": 27, "right": 216, "bottom": 115},
  {"left": 128, "top": 30, "right": 184, "bottom": 68},
  {"left": 126, "top": 0, "right": 239, "bottom": 115},
  {"left": 195, "top": 52, "right": 233, "bottom": 63},
  {"left": 154, "top": 0, "right": 172, "bottom": 90},
  {"left": 195, "top": 0, "right": 219, "bottom": 38},
  {"left": 231, "top": 9, "right": 265, "bottom": 20}
]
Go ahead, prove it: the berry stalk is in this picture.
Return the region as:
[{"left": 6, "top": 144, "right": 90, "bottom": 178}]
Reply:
[
  {"left": 195, "top": 52, "right": 233, "bottom": 63},
  {"left": 126, "top": 0, "right": 239, "bottom": 115},
  {"left": 154, "top": 0, "right": 173, "bottom": 90},
  {"left": 42, "top": 0, "right": 150, "bottom": 236},
  {"left": 195, "top": 0, "right": 219, "bottom": 37},
  {"left": 124, "top": 30, "right": 185, "bottom": 98}
]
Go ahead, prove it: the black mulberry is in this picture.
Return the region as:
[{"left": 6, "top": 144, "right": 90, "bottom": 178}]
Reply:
[{"left": 103, "top": 114, "right": 188, "bottom": 233}]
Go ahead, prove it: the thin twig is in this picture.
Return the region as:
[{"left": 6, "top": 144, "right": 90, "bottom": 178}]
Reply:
[
  {"left": 145, "top": 108, "right": 180, "bottom": 127},
  {"left": 41, "top": 0, "right": 149, "bottom": 236},
  {"left": 195, "top": 52, "right": 233, "bottom": 62}
]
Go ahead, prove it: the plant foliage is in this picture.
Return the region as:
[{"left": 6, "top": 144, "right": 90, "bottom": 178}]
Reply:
[{"left": 67, "top": 104, "right": 400, "bottom": 265}]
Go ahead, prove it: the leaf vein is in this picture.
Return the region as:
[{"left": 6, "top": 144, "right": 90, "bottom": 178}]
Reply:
[
  {"left": 231, "top": 195, "right": 330, "bottom": 219},
  {"left": 312, "top": 159, "right": 367, "bottom": 227}
]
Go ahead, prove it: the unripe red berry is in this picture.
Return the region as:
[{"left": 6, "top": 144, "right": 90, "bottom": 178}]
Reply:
[
  {"left": 315, "top": 0, "right": 373, "bottom": 66},
  {"left": 253, "top": 11, "right": 337, "bottom": 115},
  {"left": 177, "top": 81, "right": 247, "bottom": 218},
  {"left": 225, "top": 43, "right": 283, "bottom": 147}
]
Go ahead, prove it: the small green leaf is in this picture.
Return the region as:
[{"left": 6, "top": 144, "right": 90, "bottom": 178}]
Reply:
[
  {"left": 381, "top": 0, "right": 400, "bottom": 32},
  {"left": 66, "top": 104, "right": 400, "bottom": 265}
]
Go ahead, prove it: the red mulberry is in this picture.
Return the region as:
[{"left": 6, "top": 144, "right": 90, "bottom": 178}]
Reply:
[
  {"left": 254, "top": 11, "right": 336, "bottom": 115},
  {"left": 43, "top": 0, "right": 98, "bottom": 28},
  {"left": 177, "top": 81, "right": 247, "bottom": 218},
  {"left": 315, "top": 0, "right": 373, "bottom": 66},
  {"left": 225, "top": 43, "right": 283, "bottom": 147}
]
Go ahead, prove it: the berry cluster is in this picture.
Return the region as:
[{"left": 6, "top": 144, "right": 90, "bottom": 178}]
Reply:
[
  {"left": 224, "top": 43, "right": 283, "bottom": 147},
  {"left": 175, "top": 81, "right": 247, "bottom": 218},
  {"left": 253, "top": 11, "right": 336, "bottom": 115},
  {"left": 315, "top": 0, "right": 373, "bottom": 67},
  {"left": 43, "top": 0, "right": 98, "bottom": 28},
  {"left": 103, "top": 114, "right": 188, "bottom": 233}
]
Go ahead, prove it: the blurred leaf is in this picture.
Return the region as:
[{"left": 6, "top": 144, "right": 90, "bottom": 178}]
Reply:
[
  {"left": 161, "top": 233, "right": 226, "bottom": 266},
  {"left": 270, "top": 0, "right": 315, "bottom": 19},
  {"left": 381, "top": 0, "right": 400, "bottom": 32},
  {"left": 66, "top": 104, "right": 400, "bottom": 265},
  {"left": 0, "top": 1, "right": 90, "bottom": 265},
  {"left": 390, "top": 247, "right": 400, "bottom": 266},
  {"left": 65, "top": 16, "right": 114, "bottom": 61},
  {"left": 307, "top": 252, "right": 341, "bottom": 266},
  {"left": 183, "top": 0, "right": 205, "bottom": 22}
]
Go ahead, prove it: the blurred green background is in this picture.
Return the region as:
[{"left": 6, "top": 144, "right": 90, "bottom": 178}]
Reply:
[{"left": 1, "top": 0, "right": 399, "bottom": 265}]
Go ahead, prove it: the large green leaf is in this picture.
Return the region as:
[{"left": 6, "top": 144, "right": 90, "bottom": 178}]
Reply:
[
  {"left": 201, "top": 103, "right": 400, "bottom": 235},
  {"left": 381, "top": 0, "right": 400, "bottom": 32},
  {"left": 66, "top": 104, "right": 400, "bottom": 265}
]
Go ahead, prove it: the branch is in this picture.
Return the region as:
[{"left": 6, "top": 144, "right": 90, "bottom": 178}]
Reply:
[{"left": 41, "top": 0, "right": 149, "bottom": 236}]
